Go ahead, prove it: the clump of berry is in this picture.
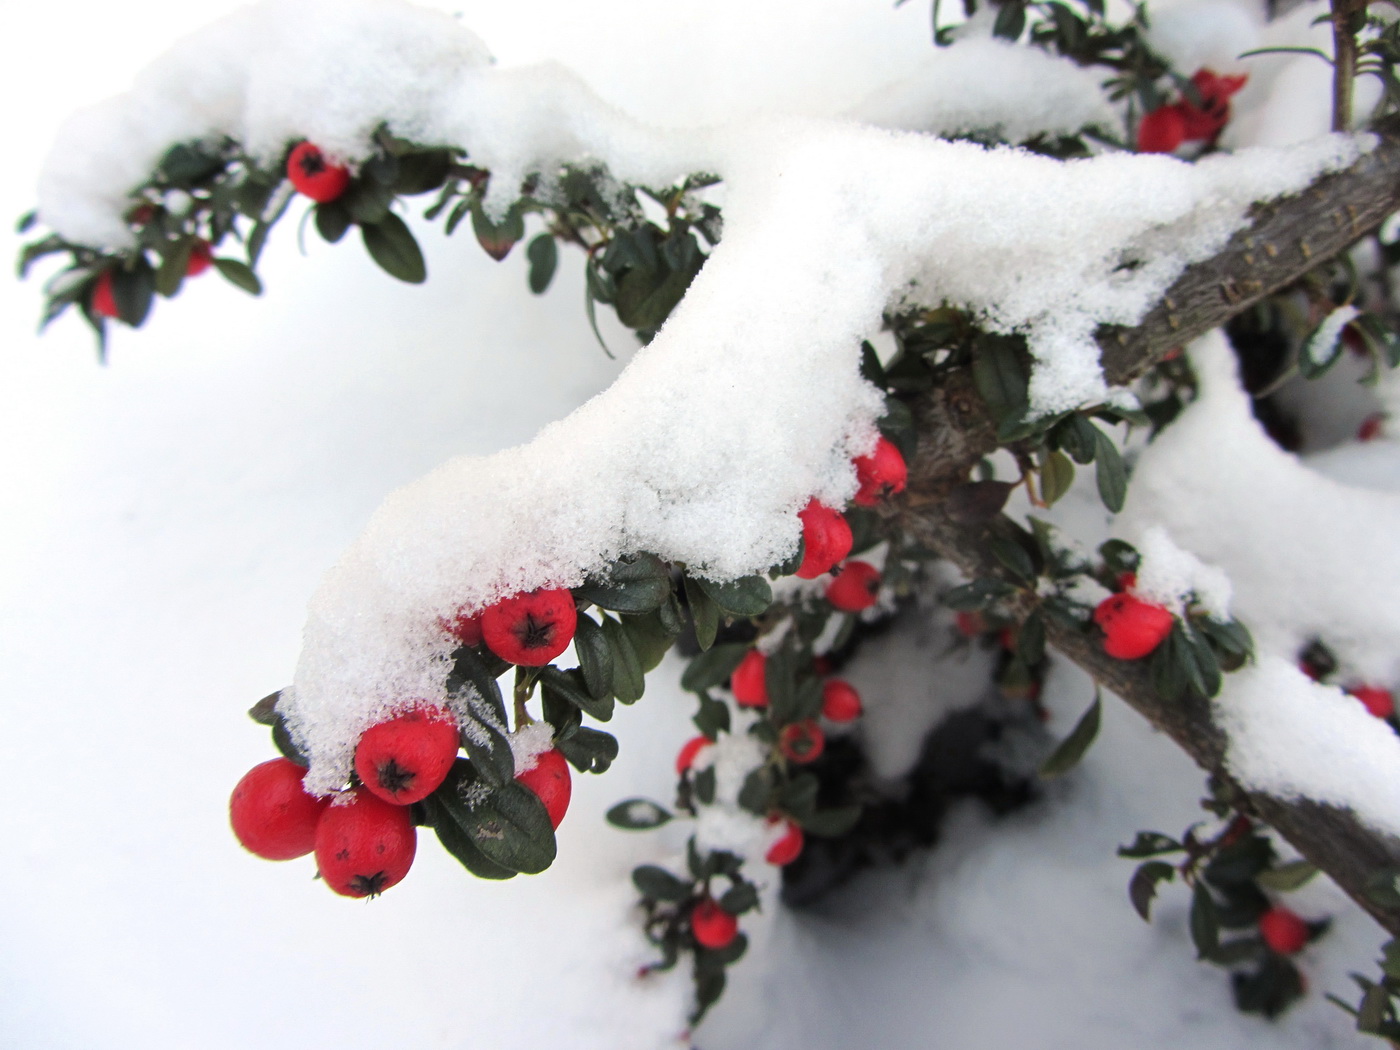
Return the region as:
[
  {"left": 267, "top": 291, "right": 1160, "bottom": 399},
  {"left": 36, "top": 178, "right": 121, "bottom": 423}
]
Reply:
[
  {"left": 481, "top": 588, "right": 578, "bottom": 666},
  {"left": 229, "top": 757, "right": 329, "bottom": 860},
  {"left": 796, "top": 500, "right": 853, "bottom": 579},
  {"left": 852, "top": 437, "right": 907, "bottom": 506},
  {"left": 286, "top": 141, "right": 351, "bottom": 203},
  {"left": 354, "top": 704, "right": 460, "bottom": 806},
  {"left": 820, "top": 679, "right": 862, "bottom": 722},
  {"left": 516, "top": 747, "right": 572, "bottom": 829},
  {"left": 730, "top": 649, "right": 768, "bottom": 707},
  {"left": 314, "top": 788, "right": 417, "bottom": 898},
  {"left": 826, "top": 560, "right": 881, "bottom": 612},
  {"left": 1258, "top": 906, "right": 1310, "bottom": 955},
  {"left": 1092, "top": 592, "right": 1174, "bottom": 660},
  {"left": 691, "top": 896, "right": 739, "bottom": 949}
]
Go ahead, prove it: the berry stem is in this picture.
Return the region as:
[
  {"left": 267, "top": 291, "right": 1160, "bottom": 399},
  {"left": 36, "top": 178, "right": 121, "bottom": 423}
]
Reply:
[{"left": 513, "top": 666, "right": 537, "bottom": 728}]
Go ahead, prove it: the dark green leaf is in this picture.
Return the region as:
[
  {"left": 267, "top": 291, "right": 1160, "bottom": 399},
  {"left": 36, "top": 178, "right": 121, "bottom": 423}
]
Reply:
[
  {"left": 1117, "top": 831, "right": 1184, "bottom": 859},
  {"left": 314, "top": 201, "right": 352, "bottom": 243},
  {"left": 694, "top": 574, "right": 773, "bottom": 617},
  {"left": 472, "top": 201, "right": 525, "bottom": 261},
  {"left": 693, "top": 691, "right": 731, "bottom": 738},
  {"left": 684, "top": 574, "right": 721, "bottom": 651},
  {"left": 971, "top": 334, "right": 1029, "bottom": 424},
  {"left": 539, "top": 664, "right": 613, "bottom": 722},
  {"left": 602, "top": 615, "right": 645, "bottom": 703},
  {"left": 248, "top": 691, "right": 281, "bottom": 726},
  {"left": 212, "top": 257, "right": 263, "bottom": 296},
  {"left": 434, "top": 762, "right": 555, "bottom": 874},
  {"left": 1098, "top": 538, "right": 1140, "bottom": 575},
  {"left": 527, "top": 233, "right": 558, "bottom": 295},
  {"left": 1017, "top": 610, "right": 1046, "bottom": 665},
  {"left": 680, "top": 642, "right": 748, "bottom": 692},
  {"left": 572, "top": 614, "right": 614, "bottom": 701},
  {"left": 270, "top": 713, "right": 308, "bottom": 766},
  {"left": 859, "top": 340, "right": 886, "bottom": 386},
  {"left": 1191, "top": 882, "right": 1221, "bottom": 960},
  {"left": 1204, "top": 835, "right": 1273, "bottom": 887},
  {"left": 943, "top": 577, "right": 1015, "bottom": 611},
  {"left": 777, "top": 773, "right": 820, "bottom": 818},
  {"left": 1040, "top": 449, "right": 1076, "bottom": 506},
  {"left": 945, "top": 480, "right": 1016, "bottom": 524},
  {"left": 575, "top": 553, "right": 672, "bottom": 613},
  {"left": 693, "top": 765, "right": 717, "bottom": 805},
  {"left": 446, "top": 646, "right": 514, "bottom": 785},
  {"left": 1039, "top": 695, "right": 1101, "bottom": 778},
  {"left": 1257, "top": 860, "right": 1319, "bottom": 892},
  {"left": 632, "top": 863, "right": 690, "bottom": 901},
  {"left": 393, "top": 150, "right": 453, "bottom": 195},
  {"left": 606, "top": 798, "right": 673, "bottom": 830},
  {"left": 989, "top": 534, "right": 1036, "bottom": 583},
  {"left": 158, "top": 142, "right": 225, "bottom": 187},
  {"left": 112, "top": 261, "right": 156, "bottom": 326},
  {"left": 737, "top": 767, "right": 774, "bottom": 814},
  {"left": 620, "top": 611, "right": 676, "bottom": 673},
  {"left": 154, "top": 239, "right": 192, "bottom": 298},
  {"left": 719, "top": 882, "right": 759, "bottom": 915},
  {"left": 421, "top": 790, "right": 516, "bottom": 880},
  {"left": 1092, "top": 426, "right": 1127, "bottom": 513},
  {"left": 1129, "top": 860, "right": 1176, "bottom": 921},
  {"left": 1366, "top": 869, "right": 1400, "bottom": 909},
  {"left": 1054, "top": 414, "right": 1099, "bottom": 464},
  {"left": 361, "top": 212, "right": 427, "bottom": 283},
  {"left": 1299, "top": 311, "right": 1347, "bottom": 377},
  {"left": 799, "top": 805, "right": 862, "bottom": 837},
  {"left": 993, "top": 0, "right": 1026, "bottom": 39},
  {"left": 557, "top": 726, "right": 618, "bottom": 773},
  {"left": 341, "top": 178, "right": 395, "bottom": 225}
]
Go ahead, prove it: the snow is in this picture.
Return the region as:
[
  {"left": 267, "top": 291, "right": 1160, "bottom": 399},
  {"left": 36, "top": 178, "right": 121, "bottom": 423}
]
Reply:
[
  {"left": 5, "top": 0, "right": 1397, "bottom": 1047},
  {"left": 1130, "top": 523, "right": 1233, "bottom": 619}
]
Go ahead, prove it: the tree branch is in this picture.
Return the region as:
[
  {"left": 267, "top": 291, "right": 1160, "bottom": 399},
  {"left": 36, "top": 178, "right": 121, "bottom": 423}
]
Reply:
[{"left": 895, "top": 118, "right": 1400, "bottom": 936}]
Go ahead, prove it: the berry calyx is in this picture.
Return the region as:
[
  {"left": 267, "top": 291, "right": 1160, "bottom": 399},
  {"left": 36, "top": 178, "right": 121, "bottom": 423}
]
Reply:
[
  {"left": 91, "top": 271, "right": 119, "bottom": 319},
  {"left": 826, "top": 560, "right": 881, "bottom": 612},
  {"left": 731, "top": 649, "right": 768, "bottom": 707},
  {"left": 765, "top": 821, "right": 804, "bottom": 866},
  {"left": 354, "top": 704, "right": 460, "bottom": 805},
  {"left": 1092, "top": 593, "right": 1174, "bottom": 660},
  {"left": 779, "top": 719, "right": 825, "bottom": 764},
  {"left": 481, "top": 588, "right": 578, "bottom": 666},
  {"left": 1351, "top": 685, "right": 1395, "bottom": 720},
  {"left": 852, "top": 437, "right": 908, "bottom": 506},
  {"left": 796, "top": 500, "right": 853, "bottom": 579},
  {"left": 442, "top": 609, "right": 483, "bottom": 647},
  {"left": 821, "top": 679, "right": 863, "bottom": 722},
  {"left": 691, "top": 896, "right": 739, "bottom": 950},
  {"left": 516, "top": 747, "right": 572, "bottom": 829},
  {"left": 186, "top": 239, "right": 213, "bottom": 277},
  {"left": 675, "top": 734, "right": 714, "bottom": 774},
  {"left": 286, "top": 141, "right": 351, "bottom": 203},
  {"left": 1137, "top": 104, "right": 1186, "bottom": 153},
  {"left": 1258, "top": 906, "right": 1310, "bottom": 955},
  {"left": 229, "top": 757, "right": 329, "bottom": 860},
  {"left": 314, "top": 788, "right": 417, "bottom": 898}
]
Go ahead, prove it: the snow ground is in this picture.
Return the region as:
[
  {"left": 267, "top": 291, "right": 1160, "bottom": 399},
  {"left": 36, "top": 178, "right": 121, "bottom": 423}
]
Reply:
[{"left": 0, "top": 1, "right": 1390, "bottom": 1048}]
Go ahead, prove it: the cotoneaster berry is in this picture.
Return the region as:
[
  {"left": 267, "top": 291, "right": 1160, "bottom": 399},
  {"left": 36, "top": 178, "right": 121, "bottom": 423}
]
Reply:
[
  {"left": 442, "top": 609, "right": 483, "bottom": 646},
  {"left": 730, "top": 649, "right": 768, "bottom": 707},
  {"left": 1137, "top": 105, "right": 1186, "bottom": 153},
  {"left": 675, "top": 734, "right": 713, "bottom": 774},
  {"left": 691, "top": 896, "right": 739, "bottom": 950},
  {"left": 821, "top": 679, "right": 862, "bottom": 722},
  {"left": 1177, "top": 69, "right": 1248, "bottom": 142},
  {"left": 852, "top": 437, "right": 908, "bottom": 506},
  {"left": 481, "top": 588, "right": 578, "bottom": 666},
  {"left": 186, "top": 239, "right": 213, "bottom": 277},
  {"left": 314, "top": 788, "right": 417, "bottom": 898},
  {"left": 229, "top": 757, "right": 329, "bottom": 860},
  {"left": 954, "top": 610, "right": 987, "bottom": 637},
  {"left": 286, "top": 141, "right": 351, "bottom": 203},
  {"left": 1258, "top": 906, "right": 1310, "bottom": 955},
  {"left": 516, "top": 747, "right": 572, "bottom": 829},
  {"left": 765, "top": 820, "right": 804, "bottom": 866},
  {"left": 779, "top": 719, "right": 825, "bottom": 764},
  {"left": 796, "top": 499, "right": 853, "bottom": 579},
  {"left": 1358, "top": 414, "right": 1385, "bottom": 443},
  {"left": 91, "top": 271, "right": 119, "bottom": 319},
  {"left": 354, "top": 704, "right": 460, "bottom": 805},
  {"left": 1092, "top": 592, "right": 1174, "bottom": 660},
  {"left": 826, "top": 560, "right": 880, "bottom": 612},
  {"left": 1351, "top": 685, "right": 1395, "bottom": 720}
]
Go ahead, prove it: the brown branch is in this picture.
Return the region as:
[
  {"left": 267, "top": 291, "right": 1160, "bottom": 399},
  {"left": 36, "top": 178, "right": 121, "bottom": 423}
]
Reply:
[{"left": 895, "top": 118, "right": 1400, "bottom": 936}]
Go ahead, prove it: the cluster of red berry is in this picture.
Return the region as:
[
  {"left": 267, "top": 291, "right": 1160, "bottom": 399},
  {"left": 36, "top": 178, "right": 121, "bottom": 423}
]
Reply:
[
  {"left": 1137, "top": 69, "right": 1248, "bottom": 154},
  {"left": 90, "top": 239, "right": 213, "bottom": 320},
  {"left": 1298, "top": 645, "right": 1396, "bottom": 721}
]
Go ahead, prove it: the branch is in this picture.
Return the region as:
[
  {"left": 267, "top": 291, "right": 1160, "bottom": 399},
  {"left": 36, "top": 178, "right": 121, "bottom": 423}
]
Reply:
[{"left": 896, "top": 118, "right": 1400, "bottom": 936}]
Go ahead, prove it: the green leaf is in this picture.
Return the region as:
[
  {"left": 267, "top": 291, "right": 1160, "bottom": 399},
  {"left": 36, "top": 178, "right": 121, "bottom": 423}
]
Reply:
[
  {"left": 971, "top": 334, "right": 1029, "bottom": 424},
  {"left": 421, "top": 790, "right": 516, "bottom": 880},
  {"left": 392, "top": 150, "right": 453, "bottom": 195},
  {"left": 1256, "top": 860, "right": 1319, "bottom": 892},
  {"left": 1017, "top": 610, "right": 1046, "bottom": 665},
  {"left": 1191, "top": 882, "right": 1221, "bottom": 960},
  {"left": 693, "top": 691, "right": 731, "bottom": 738},
  {"left": 434, "top": 761, "right": 556, "bottom": 874},
  {"left": 859, "top": 340, "right": 886, "bottom": 386},
  {"left": 1039, "top": 449, "right": 1076, "bottom": 506},
  {"left": 446, "top": 646, "right": 515, "bottom": 785},
  {"left": 765, "top": 646, "right": 799, "bottom": 725},
  {"left": 1117, "top": 831, "right": 1184, "bottom": 859},
  {"left": 799, "top": 805, "right": 862, "bottom": 837},
  {"left": 247, "top": 691, "right": 280, "bottom": 726},
  {"left": 632, "top": 864, "right": 690, "bottom": 901},
  {"left": 943, "top": 577, "right": 1015, "bottom": 611},
  {"left": 212, "top": 257, "right": 263, "bottom": 296},
  {"left": 681, "top": 642, "right": 748, "bottom": 692},
  {"left": 557, "top": 726, "right": 618, "bottom": 773},
  {"left": 719, "top": 882, "right": 760, "bottom": 915},
  {"left": 693, "top": 765, "right": 717, "bottom": 804},
  {"left": 112, "top": 260, "right": 157, "bottom": 326},
  {"left": 472, "top": 200, "right": 524, "bottom": 261},
  {"left": 602, "top": 615, "right": 645, "bottom": 703},
  {"left": 606, "top": 798, "right": 673, "bottom": 830},
  {"left": 694, "top": 574, "right": 773, "bottom": 617},
  {"left": 622, "top": 609, "right": 678, "bottom": 672},
  {"left": 341, "top": 178, "right": 395, "bottom": 225},
  {"left": 945, "top": 480, "right": 1015, "bottom": 524},
  {"left": 1204, "top": 835, "right": 1273, "bottom": 886},
  {"left": 1092, "top": 426, "right": 1127, "bottom": 513},
  {"left": 1129, "top": 860, "right": 1176, "bottom": 921},
  {"left": 1054, "top": 414, "right": 1099, "bottom": 464},
  {"left": 1299, "top": 310, "right": 1348, "bottom": 378},
  {"left": 314, "top": 201, "right": 352, "bottom": 244},
  {"left": 270, "top": 713, "right": 308, "bottom": 766},
  {"left": 1039, "top": 695, "right": 1101, "bottom": 778},
  {"left": 571, "top": 614, "right": 614, "bottom": 701},
  {"left": 154, "top": 239, "right": 193, "bottom": 298},
  {"left": 158, "top": 142, "right": 225, "bottom": 187},
  {"left": 1098, "top": 538, "right": 1140, "bottom": 575},
  {"left": 777, "top": 773, "right": 820, "bottom": 818},
  {"left": 737, "top": 767, "right": 775, "bottom": 814},
  {"left": 575, "top": 553, "right": 672, "bottom": 613},
  {"left": 361, "top": 212, "right": 427, "bottom": 283},
  {"left": 989, "top": 534, "right": 1035, "bottom": 584},
  {"left": 526, "top": 233, "right": 558, "bottom": 295},
  {"left": 539, "top": 664, "right": 613, "bottom": 722},
  {"left": 684, "top": 574, "right": 721, "bottom": 652}
]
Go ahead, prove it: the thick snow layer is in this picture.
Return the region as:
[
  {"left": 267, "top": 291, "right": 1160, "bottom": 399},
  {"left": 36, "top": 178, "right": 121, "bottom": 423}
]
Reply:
[
  {"left": 1131, "top": 523, "right": 1233, "bottom": 618},
  {"left": 1124, "top": 333, "right": 1400, "bottom": 836}
]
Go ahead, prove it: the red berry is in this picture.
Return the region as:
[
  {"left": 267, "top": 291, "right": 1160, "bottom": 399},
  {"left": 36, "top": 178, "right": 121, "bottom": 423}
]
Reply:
[
  {"left": 185, "top": 239, "right": 213, "bottom": 277},
  {"left": 796, "top": 500, "right": 853, "bottom": 579},
  {"left": 731, "top": 650, "right": 768, "bottom": 707},
  {"left": 286, "top": 141, "right": 351, "bottom": 203},
  {"left": 1137, "top": 105, "right": 1186, "bottom": 153},
  {"left": 314, "top": 788, "right": 417, "bottom": 898},
  {"left": 1351, "top": 685, "right": 1395, "bottom": 720},
  {"left": 1092, "top": 593, "right": 1174, "bottom": 660},
  {"left": 442, "top": 609, "right": 483, "bottom": 646},
  {"left": 91, "top": 271, "right": 120, "bottom": 319},
  {"left": 353, "top": 704, "right": 459, "bottom": 806},
  {"left": 481, "top": 588, "right": 578, "bottom": 666},
  {"left": 765, "top": 821, "right": 805, "bottom": 866},
  {"left": 1359, "top": 414, "right": 1385, "bottom": 442},
  {"left": 675, "top": 734, "right": 713, "bottom": 774},
  {"left": 779, "top": 719, "right": 825, "bottom": 764},
  {"left": 1258, "top": 906, "right": 1309, "bottom": 955},
  {"left": 852, "top": 437, "right": 908, "bottom": 506},
  {"left": 1178, "top": 69, "right": 1248, "bottom": 142},
  {"left": 826, "top": 560, "right": 881, "bottom": 612},
  {"left": 691, "top": 896, "right": 739, "bottom": 950},
  {"left": 229, "top": 757, "right": 329, "bottom": 861},
  {"left": 516, "top": 747, "right": 571, "bottom": 829},
  {"left": 954, "top": 610, "right": 987, "bottom": 637},
  {"left": 821, "top": 679, "right": 863, "bottom": 722}
]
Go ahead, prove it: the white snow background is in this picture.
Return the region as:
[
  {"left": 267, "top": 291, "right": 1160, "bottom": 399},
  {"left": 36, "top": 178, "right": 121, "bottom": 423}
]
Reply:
[{"left": 0, "top": 0, "right": 1392, "bottom": 1048}]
